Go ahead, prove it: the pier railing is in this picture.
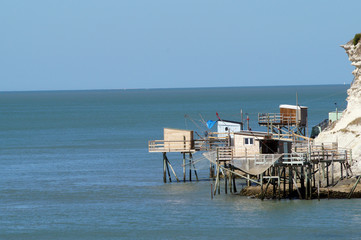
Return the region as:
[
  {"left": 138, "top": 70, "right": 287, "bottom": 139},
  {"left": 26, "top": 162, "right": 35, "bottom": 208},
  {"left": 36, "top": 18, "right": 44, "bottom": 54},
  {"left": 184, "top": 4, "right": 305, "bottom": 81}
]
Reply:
[
  {"left": 148, "top": 140, "right": 195, "bottom": 153},
  {"left": 258, "top": 113, "right": 297, "bottom": 125},
  {"left": 148, "top": 138, "right": 229, "bottom": 153}
]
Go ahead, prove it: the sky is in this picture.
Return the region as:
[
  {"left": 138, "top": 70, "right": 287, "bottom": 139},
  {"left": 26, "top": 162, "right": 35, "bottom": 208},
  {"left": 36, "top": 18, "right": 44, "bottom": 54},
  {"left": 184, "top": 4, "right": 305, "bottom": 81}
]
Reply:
[{"left": 1, "top": 0, "right": 361, "bottom": 91}]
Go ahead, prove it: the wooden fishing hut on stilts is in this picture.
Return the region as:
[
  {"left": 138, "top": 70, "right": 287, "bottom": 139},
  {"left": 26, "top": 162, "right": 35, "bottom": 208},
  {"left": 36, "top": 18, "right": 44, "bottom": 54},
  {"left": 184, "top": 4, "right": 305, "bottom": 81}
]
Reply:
[{"left": 148, "top": 128, "right": 200, "bottom": 183}]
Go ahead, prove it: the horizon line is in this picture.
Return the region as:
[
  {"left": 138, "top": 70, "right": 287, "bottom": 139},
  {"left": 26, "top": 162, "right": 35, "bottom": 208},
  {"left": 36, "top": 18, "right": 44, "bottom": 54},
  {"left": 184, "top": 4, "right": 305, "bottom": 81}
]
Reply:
[{"left": 0, "top": 83, "right": 349, "bottom": 93}]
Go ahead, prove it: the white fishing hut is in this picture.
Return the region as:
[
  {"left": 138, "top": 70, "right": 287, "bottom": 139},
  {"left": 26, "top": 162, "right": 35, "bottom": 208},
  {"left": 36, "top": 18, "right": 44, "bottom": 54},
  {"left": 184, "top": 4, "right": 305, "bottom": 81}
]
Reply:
[
  {"left": 217, "top": 120, "right": 243, "bottom": 138},
  {"left": 233, "top": 130, "right": 292, "bottom": 157}
]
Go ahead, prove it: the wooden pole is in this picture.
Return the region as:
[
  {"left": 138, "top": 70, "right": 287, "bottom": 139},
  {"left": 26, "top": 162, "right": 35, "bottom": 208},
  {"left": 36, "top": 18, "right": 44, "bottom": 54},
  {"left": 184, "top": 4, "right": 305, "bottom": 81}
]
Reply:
[
  {"left": 225, "top": 163, "right": 228, "bottom": 194},
  {"left": 293, "top": 177, "right": 302, "bottom": 199},
  {"left": 340, "top": 162, "right": 343, "bottom": 180},
  {"left": 260, "top": 172, "right": 264, "bottom": 197},
  {"left": 183, "top": 153, "right": 186, "bottom": 182},
  {"left": 163, "top": 153, "right": 167, "bottom": 183},
  {"left": 166, "top": 157, "right": 172, "bottom": 182},
  {"left": 300, "top": 166, "right": 305, "bottom": 199},
  {"left": 318, "top": 161, "right": 321, "bottom": 201},
  {"left": 305, "top": 166, "right": 308, "bottom": 200},
  {"left": 166, "top": 158, "right": 180, "bottom": 182},
  {"left": 331, "top": 160, "right": 334, "bottom": 186},
  {"left": 261, "top": 178, "right": 272, "bottom": 200},
  {"left": 283, "top": 167, "right": 286, "bottom": 198},
  {"left": 313, "top": 163, "right": 316, "bottom": 188},
  {"left": 272, "top": 167, "right": 276, "bottom": 199},
  {"left": 217, "top": 149, "right": 220, "bottom": 195},
  {"left": 278, "top": 167, "right": 281, "bottom": 200},
  {"left": 289, "top": 166, "right": 293, "bottom": 199},
  {"left": 309, "top": 165, "right": 312, "bottom": 199},
  {"left": 190, "top": 153, "right": 199, "bottom": 181},
  {"left": 348, "top": 175, "right": 361, "bottom": 199},
  {"left": 189, "top": 153, "right": 192, "bottom": 182},
  {"left": 214, "top": 161, "right": 220, "bottom": 196},
  {"left": 232, "top": 165, "right": 237, "bottom": 193},
  {"left": 229, "top": 163, "right": 233, "bottom": 194},
  {"left": 326, "top": 162, "right": 329, "bottom": 187}
]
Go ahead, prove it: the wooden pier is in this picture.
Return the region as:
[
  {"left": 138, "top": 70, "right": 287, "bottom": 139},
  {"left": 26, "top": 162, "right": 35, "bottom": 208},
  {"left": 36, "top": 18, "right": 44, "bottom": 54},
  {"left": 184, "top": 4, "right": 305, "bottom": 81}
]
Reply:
[{"left": 149, "top": 105, "right": 356, "bottom": 200}]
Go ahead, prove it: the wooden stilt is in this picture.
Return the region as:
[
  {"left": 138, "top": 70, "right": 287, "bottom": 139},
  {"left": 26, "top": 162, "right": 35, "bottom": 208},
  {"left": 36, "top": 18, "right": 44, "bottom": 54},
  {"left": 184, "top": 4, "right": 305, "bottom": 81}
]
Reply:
[
  {"left": 312, "top": 164, "right": 316, "bottom": 187},
  {"left": 166, "top": 157, "right": 172, "bottom": 182},
  {"left": 165, "top": 157, "right": 180, "bottom": 182},
  {"left": 215, "top": 149, "right": 220, "bottom": 195},
  {"left": 183, "top": 153, "right": 186, "bottom": 182},
  {"left": 261, "top": 178, "right": 272, "bottom": 200},
  {"left": 348, "top": 175, "right": 361, "bottom": 199},
  {"left": 308, "top": 166, "right": 312, "bottom": 199},
  {"left": 189, "top": 157, "right": 192, "bottom": 182},
  {"left": 260, "top": 172, "right": 264, "bottom": 197},
  {"left": 214, "top": 160, "right": 220, "bottom": 196},
  {"left": 232, "top": 165, "right": 237, "bottom": 193},
  {"left": 225, "top": 163, "right": 228, "bottom": 194},
  {"left": 305, "top": 166, "right": 308, "bottom": 200},
  {"left": 318, "top": 161, "right": 321, "bottom": 201},
  {"left": 331, "top": 160, "right": 334, "bottom": 186},
  {"left": 278, "top": 167, "right": 281, "bottom": 200},
  {"left": 272, "top": 167, "right": 276, "bottom": 199},
  {"left": 283, "top": 167, "right": 286, "bottom": 198},
  {"left": 326, "top": 162, "right": 329, "bottom": 187},
  {"left": 289, "top": 166, "right": 293, "bottom": 199},
  {"left": 300, "top": 166, "right": 305, "bottom": 199},
  {"left": 229, "top": 164, "right": 233, "bottom": 194},
  {"left": 190, "top": 153, "right": 198, "bottom": 181},
  {"left": 345, "top": 162, "right": 349, "bottom": 178},
  {"left": 210, "top": 162, "right": 214, "bottom": 178},
  {"left": 340, "top": 162, "right": 343, "bottom": 180},
  {"left": 163, "top": 153, "right": 167, "bottom": 183}
]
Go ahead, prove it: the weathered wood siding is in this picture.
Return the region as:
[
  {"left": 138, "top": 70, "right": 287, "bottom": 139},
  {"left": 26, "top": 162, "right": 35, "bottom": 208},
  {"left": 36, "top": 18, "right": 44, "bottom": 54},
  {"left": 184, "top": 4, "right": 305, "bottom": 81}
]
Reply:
[
  {"left": 164, "top": 128, "right": 194, "bottom": 151},
  {"left": 234, "top": 134, "right": 260, "bottom": 157}
]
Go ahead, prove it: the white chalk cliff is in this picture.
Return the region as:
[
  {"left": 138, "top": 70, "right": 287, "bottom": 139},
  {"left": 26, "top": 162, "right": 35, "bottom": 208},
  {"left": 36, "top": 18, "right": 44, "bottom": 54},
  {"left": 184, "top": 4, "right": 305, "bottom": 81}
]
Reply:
[{"left": 315, "top": 35, "right": 361, "bottom": 174}]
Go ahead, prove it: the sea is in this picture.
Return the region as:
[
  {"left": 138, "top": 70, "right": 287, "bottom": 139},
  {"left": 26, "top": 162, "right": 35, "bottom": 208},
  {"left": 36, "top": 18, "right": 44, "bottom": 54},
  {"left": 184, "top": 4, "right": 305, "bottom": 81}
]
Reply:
[{"left": 1, "top": 84, "right": 361, "bottom": 240}]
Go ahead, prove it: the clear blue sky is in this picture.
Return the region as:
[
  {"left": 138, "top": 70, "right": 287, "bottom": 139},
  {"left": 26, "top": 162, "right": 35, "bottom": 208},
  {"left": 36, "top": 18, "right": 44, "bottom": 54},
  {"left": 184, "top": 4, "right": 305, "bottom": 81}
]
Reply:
[{"left": 1, "top": 0, "right": 360, "bottom": 91}]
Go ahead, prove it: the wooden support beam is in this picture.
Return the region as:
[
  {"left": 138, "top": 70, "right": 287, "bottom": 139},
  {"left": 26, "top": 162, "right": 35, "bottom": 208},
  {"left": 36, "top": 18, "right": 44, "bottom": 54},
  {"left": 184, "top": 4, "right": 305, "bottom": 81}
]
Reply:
[
  {"left": 165, "top": 157, "right": 180, "bottom": 182},
  {"left": 289, "top": 166, "right": 293, "bottom": 199},
  {"left": 232, "top": 165, "right": 237, "bottom": 193},
  {"left": 283, "top": 167, "right": 286, "bottom": 198},
  {"left": 166, "top": 157, "right": 172, "bottom": 182},
  {"left": 272, "top": 167, "right": 276, "bottom": 199},
  {"left": 229, "top": 163, "right": 233, "bottom": 194},
  {"left": 305, "top": 166, "right": 308, "bottom": 200},
  {"left": 225, "top": 163, "right": 228, "bottom": 194},
  {"left": 340, "top": 162, "right": 343, "bottom": 180},
  {"left": 189, "top": 158, "right": 192, "bottom": 182},
  {"left": 261, "top": 178, "right": 272, "bottom": 200},
  {"left": 331, "top": 160, "right": 334, "bottom": 186},
  {"left": 190, "top": 153, "right": 198, "bottom": 181},
  {"left": 214, "top": 160, "right": 220, "bottom": 196},
  {"left": 348, "top": 175, "right": 361, "bottom": 199},
  {"left": 183, "top": 153, "right": 186, "bottom": 182},
  {"left": 278, "top": 167, "right": 281, "bottom": 200},
  {"left": 163, "top": 153, "right": 167, "bottom": 183}
]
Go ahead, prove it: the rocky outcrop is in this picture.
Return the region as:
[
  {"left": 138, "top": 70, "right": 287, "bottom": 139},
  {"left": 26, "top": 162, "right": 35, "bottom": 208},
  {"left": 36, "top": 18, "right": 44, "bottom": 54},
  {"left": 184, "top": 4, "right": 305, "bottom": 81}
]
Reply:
[{"left": 315, "top": 35, "right": 361, "bottom": 175}]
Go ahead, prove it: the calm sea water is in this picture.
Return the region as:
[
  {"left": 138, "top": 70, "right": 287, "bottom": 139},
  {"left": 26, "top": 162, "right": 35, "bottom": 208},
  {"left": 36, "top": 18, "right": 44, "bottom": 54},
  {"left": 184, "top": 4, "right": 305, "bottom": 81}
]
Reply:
[{"left": 1, "top": 85, "right": 361, "bottom": 239}]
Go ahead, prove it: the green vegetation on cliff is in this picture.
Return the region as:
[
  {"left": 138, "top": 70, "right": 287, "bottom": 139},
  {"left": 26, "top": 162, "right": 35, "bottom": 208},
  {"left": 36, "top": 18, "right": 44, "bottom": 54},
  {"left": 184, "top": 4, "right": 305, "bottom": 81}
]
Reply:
[{"left": 353, "top": 33, "right": 361, "bottom": 45}]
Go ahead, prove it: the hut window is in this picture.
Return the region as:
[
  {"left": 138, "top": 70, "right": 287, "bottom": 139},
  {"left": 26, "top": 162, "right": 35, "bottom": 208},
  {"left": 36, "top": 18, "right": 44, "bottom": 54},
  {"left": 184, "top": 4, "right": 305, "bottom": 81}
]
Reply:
[{"left": 244, "top": 138, "right": 254, "bottom": 145}]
